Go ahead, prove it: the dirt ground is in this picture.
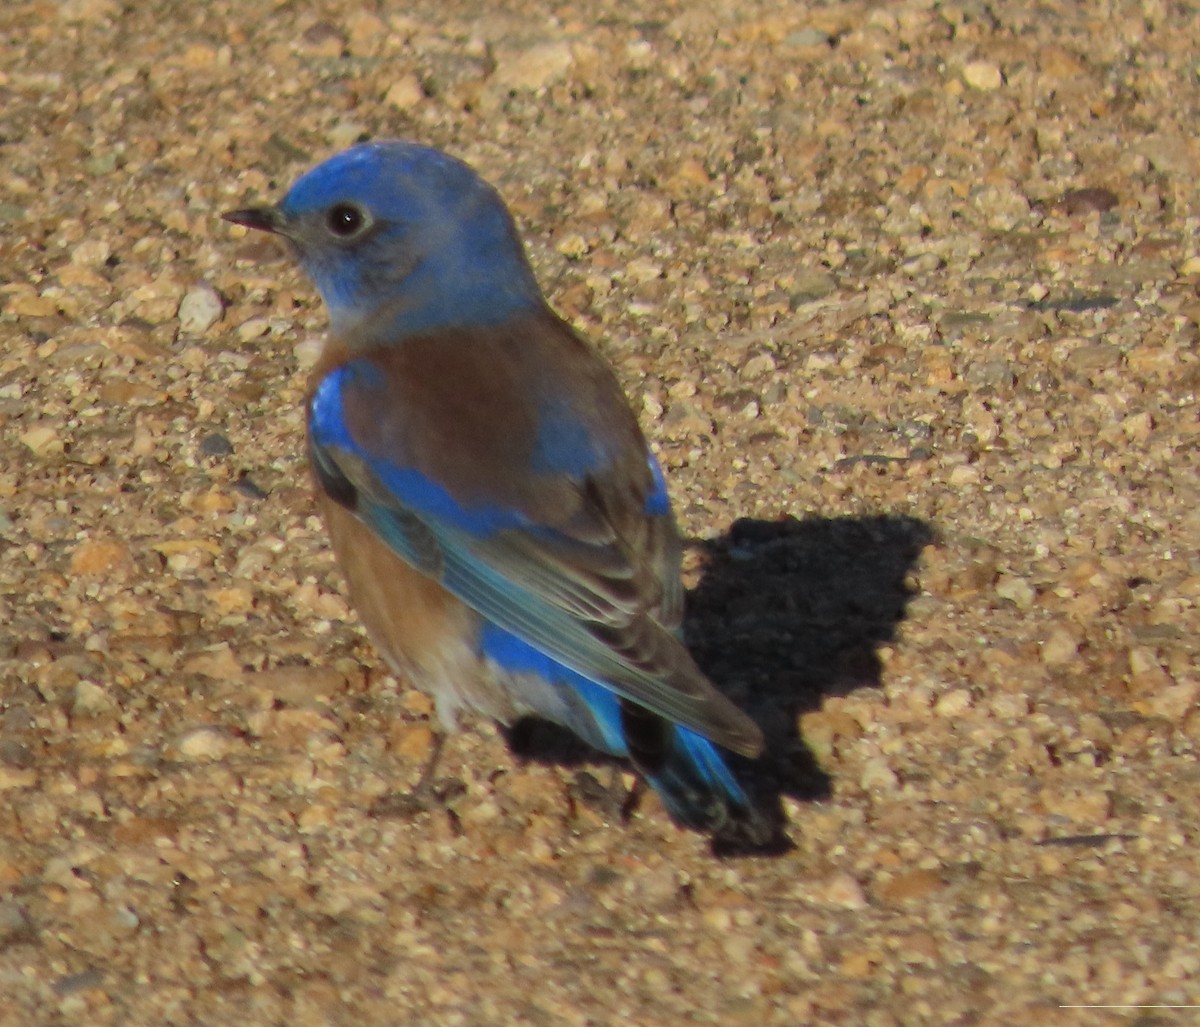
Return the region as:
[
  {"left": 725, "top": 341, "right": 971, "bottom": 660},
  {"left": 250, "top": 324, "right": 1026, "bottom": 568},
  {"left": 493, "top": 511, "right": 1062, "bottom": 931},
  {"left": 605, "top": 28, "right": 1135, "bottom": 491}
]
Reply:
[{"left": 1, "top": 0, "right": 1198, "bottom": 1023}]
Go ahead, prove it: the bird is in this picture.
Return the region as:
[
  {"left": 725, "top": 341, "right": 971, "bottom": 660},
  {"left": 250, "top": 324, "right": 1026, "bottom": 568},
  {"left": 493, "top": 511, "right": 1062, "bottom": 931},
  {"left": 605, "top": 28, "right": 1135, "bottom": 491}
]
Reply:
[{"left": 223, "top": 140, "right": 771, "bottom": 842}]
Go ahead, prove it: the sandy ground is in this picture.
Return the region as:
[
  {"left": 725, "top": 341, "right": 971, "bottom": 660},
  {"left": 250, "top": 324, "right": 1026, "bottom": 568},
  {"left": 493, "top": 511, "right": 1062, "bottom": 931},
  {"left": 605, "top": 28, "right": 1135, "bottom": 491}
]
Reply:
[{"left": 1, "top": 0, "right": 1198, "bottom": 1023}]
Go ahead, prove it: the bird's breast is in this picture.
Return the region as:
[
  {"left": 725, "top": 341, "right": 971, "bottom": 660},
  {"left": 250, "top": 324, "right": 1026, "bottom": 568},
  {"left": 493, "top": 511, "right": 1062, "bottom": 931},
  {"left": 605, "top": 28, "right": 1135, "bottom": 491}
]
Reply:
[{"left": 316, "top": 492, "right": 518, "bottom": 728}]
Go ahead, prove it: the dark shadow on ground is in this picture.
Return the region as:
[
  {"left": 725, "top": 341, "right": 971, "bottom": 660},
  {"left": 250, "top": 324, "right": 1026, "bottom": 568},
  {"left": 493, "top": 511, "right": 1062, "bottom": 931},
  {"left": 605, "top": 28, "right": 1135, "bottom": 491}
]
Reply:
[
  {"left": 685, "top": 516, "right": 935, "bottom": 819},
  {"left": 507, "top": 514, "right": 935, "bottom": 854}
]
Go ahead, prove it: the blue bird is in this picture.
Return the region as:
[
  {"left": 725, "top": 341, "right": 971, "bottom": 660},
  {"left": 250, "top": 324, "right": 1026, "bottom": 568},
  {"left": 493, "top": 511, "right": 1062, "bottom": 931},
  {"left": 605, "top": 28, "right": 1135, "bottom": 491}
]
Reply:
[{"left": 224, "top": 141, "right": 769, "bottom": 840}]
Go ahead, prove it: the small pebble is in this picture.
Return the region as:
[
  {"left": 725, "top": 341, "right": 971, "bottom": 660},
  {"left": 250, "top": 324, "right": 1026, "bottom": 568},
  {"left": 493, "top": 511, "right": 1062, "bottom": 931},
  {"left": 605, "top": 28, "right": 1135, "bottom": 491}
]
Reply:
[
  {"left": 173, "top": 727, "right": 239, "bottom": 761},
  {"left": 199, "top": 433, "right": 234, "bottom": 458},
  {"left": 233, "top": 474, "right": 269, "bottom": 500},
  {"left": 386, "top": 74, "right": 425, "bottom": 110},
  {"left": 961, "top": 60, "right": 1002, "bottom": 90},
  {"left": 178, "top": 283, "right": 224, "bottom": 334},
  {"left": 19, "top": 426, "right": 62, "bottom": 456},
  {"left": 1041, "top": 627, "right": 1080, "bottom": 666},
  {"left": 491, "top": 40, "right": 573, "bottom": 92},
  {"left": 1061, "top": 188, "right": 1118, "bottom": 216}
]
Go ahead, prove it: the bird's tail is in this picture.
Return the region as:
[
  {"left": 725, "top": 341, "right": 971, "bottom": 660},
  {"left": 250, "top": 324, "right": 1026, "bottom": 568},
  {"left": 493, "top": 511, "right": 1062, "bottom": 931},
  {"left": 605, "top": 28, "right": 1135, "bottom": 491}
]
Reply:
[
  {"left": 619, "top": 700, "right": 777, "bottom": 846},
  {"left": 533, "top": 666, "right": 778, "bottom": 846}
]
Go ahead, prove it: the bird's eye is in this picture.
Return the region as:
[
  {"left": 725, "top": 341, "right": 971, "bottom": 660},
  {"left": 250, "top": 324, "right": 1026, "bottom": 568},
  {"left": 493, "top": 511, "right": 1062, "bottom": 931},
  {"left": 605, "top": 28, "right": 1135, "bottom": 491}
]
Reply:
[{"left": 326, "top": 203, "right": 367, "bottom": 238}]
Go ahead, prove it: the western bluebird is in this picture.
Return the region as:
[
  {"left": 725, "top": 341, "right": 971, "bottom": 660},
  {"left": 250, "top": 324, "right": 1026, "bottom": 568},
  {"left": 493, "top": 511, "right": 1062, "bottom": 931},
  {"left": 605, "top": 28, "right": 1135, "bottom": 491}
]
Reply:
[{"left": 224, "top": 141, "right": 770, "bottom": 841}]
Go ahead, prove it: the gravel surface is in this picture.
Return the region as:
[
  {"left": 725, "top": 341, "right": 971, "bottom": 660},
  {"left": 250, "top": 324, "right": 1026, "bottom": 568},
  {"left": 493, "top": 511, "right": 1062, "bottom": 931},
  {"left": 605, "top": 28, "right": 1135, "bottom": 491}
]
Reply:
[{"left": 2, "top": 0, "right": 1199, "bottom": 1023}]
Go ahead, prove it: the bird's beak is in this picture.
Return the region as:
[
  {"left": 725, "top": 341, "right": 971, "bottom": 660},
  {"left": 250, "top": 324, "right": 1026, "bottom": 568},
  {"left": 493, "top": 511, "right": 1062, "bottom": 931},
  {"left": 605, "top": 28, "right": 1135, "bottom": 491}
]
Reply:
[{"left": 222, "top": 206, "right": 287, "bottom": 235}]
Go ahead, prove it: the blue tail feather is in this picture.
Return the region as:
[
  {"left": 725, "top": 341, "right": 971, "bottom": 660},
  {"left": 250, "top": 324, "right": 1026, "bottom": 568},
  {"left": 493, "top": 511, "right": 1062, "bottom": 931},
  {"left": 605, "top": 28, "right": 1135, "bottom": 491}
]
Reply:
[
  {"left": 619, "top": 700, "right": 768, "bottom": 838},
  {"left": 647, "top": 725, "right": 753, "bottom": 828},
  {"left": 481, "top": 623, "right": 768, "bottom": 839}
]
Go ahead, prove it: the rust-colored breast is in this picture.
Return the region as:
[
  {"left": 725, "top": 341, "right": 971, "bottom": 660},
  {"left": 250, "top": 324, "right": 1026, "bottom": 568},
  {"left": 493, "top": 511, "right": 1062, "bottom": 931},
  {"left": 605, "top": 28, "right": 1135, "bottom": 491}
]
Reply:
[
  {"left": 316, "top": 492, "right": 514, "bottom": 727},
  {"left": 318, "top": 493, "right": 465, "bottom": 671}
]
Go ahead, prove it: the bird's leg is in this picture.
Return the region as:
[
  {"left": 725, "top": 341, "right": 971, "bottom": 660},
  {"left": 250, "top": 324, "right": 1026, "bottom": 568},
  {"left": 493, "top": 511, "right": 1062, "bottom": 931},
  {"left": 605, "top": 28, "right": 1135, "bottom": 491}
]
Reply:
[
  {"left": 409, "top": 729, "right": 449, "bottom": 801},
  {"left": 372, "top": 730, "right": 449, "bottom": 818},
  {"left": 620, "top": 771, "right": 646, "bottom": 822},
  {"left": 567, "top": 764, "right": 634, "bottom": 822}
]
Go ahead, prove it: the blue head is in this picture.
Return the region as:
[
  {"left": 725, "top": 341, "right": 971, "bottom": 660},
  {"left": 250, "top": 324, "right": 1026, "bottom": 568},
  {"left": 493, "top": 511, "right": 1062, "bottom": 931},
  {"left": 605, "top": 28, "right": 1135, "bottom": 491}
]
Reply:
[{"left": 224, "top": 141, "right": 545, "bottom": 339}]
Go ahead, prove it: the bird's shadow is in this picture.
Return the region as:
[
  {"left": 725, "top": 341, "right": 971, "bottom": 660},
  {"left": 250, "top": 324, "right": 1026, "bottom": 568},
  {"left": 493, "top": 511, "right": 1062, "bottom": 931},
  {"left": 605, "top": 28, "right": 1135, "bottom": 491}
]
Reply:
[{"left": 506, "top": 514, "right": 935, "bottom": 854}]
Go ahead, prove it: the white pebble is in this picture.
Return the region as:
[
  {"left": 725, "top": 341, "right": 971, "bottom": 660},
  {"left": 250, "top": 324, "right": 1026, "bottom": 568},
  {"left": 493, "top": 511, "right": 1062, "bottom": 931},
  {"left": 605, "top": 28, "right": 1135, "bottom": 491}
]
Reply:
[
  {"left": 178, "top": 283, "right": 224, "bottom": 334},
  {"left": 962, "top": 60, "right": 1002, "bottom": 91}
]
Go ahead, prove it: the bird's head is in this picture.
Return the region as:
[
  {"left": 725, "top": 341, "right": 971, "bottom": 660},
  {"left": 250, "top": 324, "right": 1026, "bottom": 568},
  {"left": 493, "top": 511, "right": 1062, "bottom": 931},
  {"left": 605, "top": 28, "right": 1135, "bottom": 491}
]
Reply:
[{"left": 224, "top": 141, "right": 544, "bottom": 338}]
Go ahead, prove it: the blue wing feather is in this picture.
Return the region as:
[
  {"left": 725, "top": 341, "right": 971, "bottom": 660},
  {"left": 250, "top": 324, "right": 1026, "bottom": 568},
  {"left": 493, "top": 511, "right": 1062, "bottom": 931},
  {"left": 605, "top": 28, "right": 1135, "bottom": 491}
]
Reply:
[{"left": 308, "top": 350, "right": 763, "bottom": 759}]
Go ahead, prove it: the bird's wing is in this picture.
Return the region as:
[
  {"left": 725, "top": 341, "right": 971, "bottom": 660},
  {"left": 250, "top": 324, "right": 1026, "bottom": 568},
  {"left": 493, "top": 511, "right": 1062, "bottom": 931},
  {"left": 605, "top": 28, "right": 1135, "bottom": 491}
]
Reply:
[{"left": 306, "top": 318, "right": 762, "bottom": 757}]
